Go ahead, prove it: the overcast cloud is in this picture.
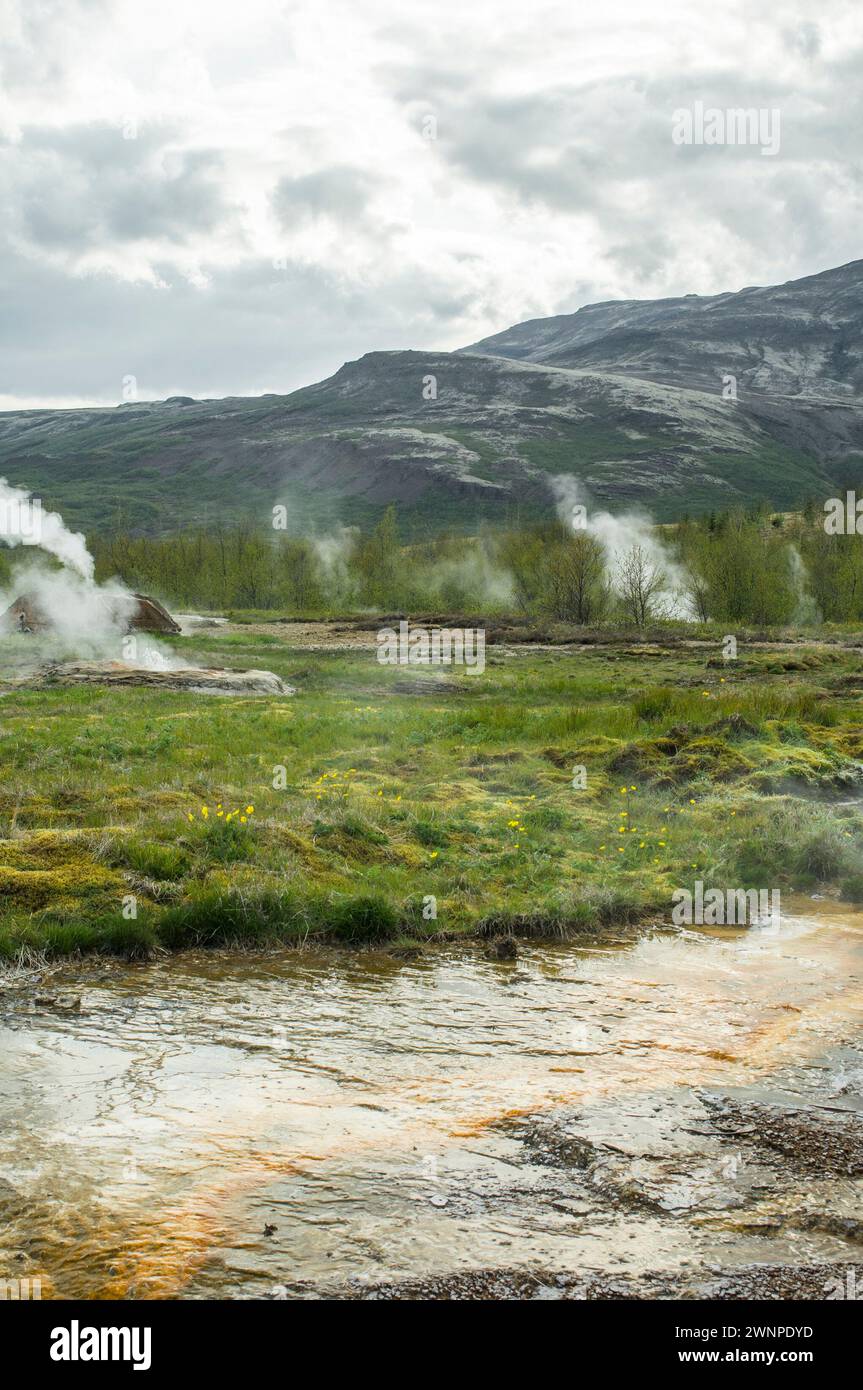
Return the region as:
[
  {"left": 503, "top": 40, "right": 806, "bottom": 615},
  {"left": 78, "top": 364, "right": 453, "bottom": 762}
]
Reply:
[{"left": 1, "top": 0, "right": 861, "bottom": 407}]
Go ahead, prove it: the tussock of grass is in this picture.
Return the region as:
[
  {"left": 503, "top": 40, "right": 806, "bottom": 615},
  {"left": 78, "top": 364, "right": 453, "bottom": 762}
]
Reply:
[
  {"left": 477, "top": 885, "right": 653, "bottom": 938},
  {"left": 155, "top": 889, "right": 315, "bottom": 949},
  {"left": 110, "top": 839, "right": 190, "bottom": 880},
  {"left": 840, "top": 873, "right": 863, "bottom": 904},
  {"left": 412, "top": 819, "right": 449, "bottom": 847},
  {"left": 329, "top": 894, "right": 399, "bottom": 942}
]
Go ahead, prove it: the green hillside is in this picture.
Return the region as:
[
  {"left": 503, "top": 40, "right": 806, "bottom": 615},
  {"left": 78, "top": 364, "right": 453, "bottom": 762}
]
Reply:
[{"left": 0, "top": 346, "right": 850, "bottom": 540}]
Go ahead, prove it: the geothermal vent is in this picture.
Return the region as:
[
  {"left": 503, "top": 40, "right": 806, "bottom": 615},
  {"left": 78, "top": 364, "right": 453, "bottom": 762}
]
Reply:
[{"left": 2, "top": 591, "right": 181, "bottom": 635}]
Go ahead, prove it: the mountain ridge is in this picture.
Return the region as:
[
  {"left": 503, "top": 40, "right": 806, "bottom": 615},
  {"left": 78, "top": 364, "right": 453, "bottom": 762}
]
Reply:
[
  {"left": 1, "top": 260, "right": 862, "bottom": 538},
  {"left": 460, "top": 259, "right": 863, "bottom": 400}
]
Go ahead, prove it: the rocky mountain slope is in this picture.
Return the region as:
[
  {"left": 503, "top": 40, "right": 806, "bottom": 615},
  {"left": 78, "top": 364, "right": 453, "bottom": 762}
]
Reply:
[
  {"left": 462, "top": 259, "right": 863, "bottom": 399},
  {"left": 1, "top": 262, "right": 862, "bottom": 537}
]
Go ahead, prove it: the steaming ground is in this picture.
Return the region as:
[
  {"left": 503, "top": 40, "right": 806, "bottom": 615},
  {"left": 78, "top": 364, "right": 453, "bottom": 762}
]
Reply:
[
  {"left": 0, "top": 480, "right": 191, "bottom": 673},
  {"left": 0, "top": 473, "right": 824, "bottom": 653},
  {"left": 0, "top": 565, "right": 189, "bottom": 674}
]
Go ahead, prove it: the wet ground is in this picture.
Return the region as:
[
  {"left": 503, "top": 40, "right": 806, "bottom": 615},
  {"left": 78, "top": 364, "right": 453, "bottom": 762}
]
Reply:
[{"left": 1, "top": 900, "right": 861, "bottom": 1301}]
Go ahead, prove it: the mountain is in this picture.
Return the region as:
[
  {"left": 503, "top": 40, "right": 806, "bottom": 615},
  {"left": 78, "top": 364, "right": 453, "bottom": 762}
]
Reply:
[
  {"left": 1, "top": 262, "right": 862, "bottom": 538},
  {"left": 461, "top": 259, "right": 863, "bottom": 399}
]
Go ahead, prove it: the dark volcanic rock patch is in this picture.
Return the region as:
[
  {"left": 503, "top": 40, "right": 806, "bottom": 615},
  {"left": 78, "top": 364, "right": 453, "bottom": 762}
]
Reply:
[
  {"left": 705, "top": 1098, "right": 863, "bottom": 1176},
  {"left": 291, "top": 1262, "right": 857, "bottom": 1301}
]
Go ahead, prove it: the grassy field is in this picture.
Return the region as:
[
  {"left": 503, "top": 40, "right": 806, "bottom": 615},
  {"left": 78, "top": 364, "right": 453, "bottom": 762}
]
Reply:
[{"left": 1, "top": 625, "right": 863, "bottom": 960}]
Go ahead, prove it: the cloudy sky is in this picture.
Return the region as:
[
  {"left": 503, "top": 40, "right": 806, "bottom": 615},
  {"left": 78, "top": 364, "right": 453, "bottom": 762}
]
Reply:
[{"left": 1, "top": 0, "right": 861, "bottom": 408}]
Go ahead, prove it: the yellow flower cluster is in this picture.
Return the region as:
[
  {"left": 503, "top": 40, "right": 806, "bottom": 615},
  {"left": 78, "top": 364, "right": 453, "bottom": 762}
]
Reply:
[
  {"left": 503, "top": 795, "right": 535, "bottom": 850},
  {"left": 310, "top": 769, "right": 405, "bottom": 805},
  {"left": 597, "top": 787, "right": 697, "bottom": 865},
  {"left": 312, "top": 769, "right": 358, "bottom": 802},
  {"left": 187, "top": 803, "right": 255, "bottom": 824}
]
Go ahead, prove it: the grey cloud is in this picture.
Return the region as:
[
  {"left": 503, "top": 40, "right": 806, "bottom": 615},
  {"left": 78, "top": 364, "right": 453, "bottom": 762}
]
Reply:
[
  {"left": 3, "top": 2, "right": 863, "bottom": 407},
  {"left": 2, "top": 123, "right": 240, "bottom": 253},
  {"left": 784, "top": 22, "right": 822, "bottom": 59},
  {"left": 0, "top": 249, "right": 475, "bottom": 403},
  {"left": 382, "top": 58, "right": 863, "bottom": 303},
  {"left": 271, "top": 166, "right": 381, "bottom": 228},
  {"left": 0, "top": 0, "right": 109, "bottom": 94}
]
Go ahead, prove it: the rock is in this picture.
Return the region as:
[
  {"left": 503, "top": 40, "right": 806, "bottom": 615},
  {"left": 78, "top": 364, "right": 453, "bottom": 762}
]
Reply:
[
  {"left": 16, "top": 661, "right": 294, "bottom": 696},
  {"left": 0, "top": 1177, "right": 20, "bottom": 1209},
  {"left": 34, "top": 993, "right": 82, "bottom": 1012},
  {"left": 484, "top": 936, "right": 518, "bottom": 961}
]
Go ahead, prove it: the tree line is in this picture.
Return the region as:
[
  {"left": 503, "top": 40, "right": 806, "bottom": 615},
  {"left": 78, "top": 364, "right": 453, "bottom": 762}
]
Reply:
[{"left": 85, "top": 502, "right": 863, "bottom": 626}]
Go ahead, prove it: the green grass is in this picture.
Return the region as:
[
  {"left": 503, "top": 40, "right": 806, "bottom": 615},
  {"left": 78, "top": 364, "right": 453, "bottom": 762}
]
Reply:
[{"left": 1, "top": 626, "right": 862, "bottom": 961}]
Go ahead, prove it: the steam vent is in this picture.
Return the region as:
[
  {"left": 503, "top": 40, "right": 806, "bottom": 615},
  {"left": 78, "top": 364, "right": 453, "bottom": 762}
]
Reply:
[{"left": 1, "top": 592, "right": 181, "bottom": 635}]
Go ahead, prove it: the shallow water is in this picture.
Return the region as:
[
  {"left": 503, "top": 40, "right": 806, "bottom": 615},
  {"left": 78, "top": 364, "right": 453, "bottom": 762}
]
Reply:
[{"left": 1, "top": 900, "right": 862, "bottom": 1299}]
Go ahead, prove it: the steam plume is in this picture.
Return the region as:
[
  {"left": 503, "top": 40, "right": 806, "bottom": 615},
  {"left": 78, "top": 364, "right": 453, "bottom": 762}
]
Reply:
[
  {"left": 0, "top": 480, "right": 184, "bottom": 669},
  {"left": 549, "top": 474, "right": 693, "bottom": 619},
  {"left": 0, "top": 478, "right": 94, "bottom": 580}
]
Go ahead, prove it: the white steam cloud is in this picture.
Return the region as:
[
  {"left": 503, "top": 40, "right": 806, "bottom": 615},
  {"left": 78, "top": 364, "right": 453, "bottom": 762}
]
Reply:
[
  {"left": 0, "top": 478, "right": 94, "bottom": 580},
  {"left": 311, "top": 528, "right": 359, "bottom": 603},
  {"left": 0, "top": 480, "right": 185, "bottom": 669},
  {"left": 2, "top": 564, "right": 137, "bottom": 658},
  {"left": 788, "top": 545, "right": 821, "bottom": 625},
  {"left": 420, "top": 544, "right": 514, "bottom": 608},
  {"left": 549, "top": 474, "right": 693, "bottom": 619}
]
